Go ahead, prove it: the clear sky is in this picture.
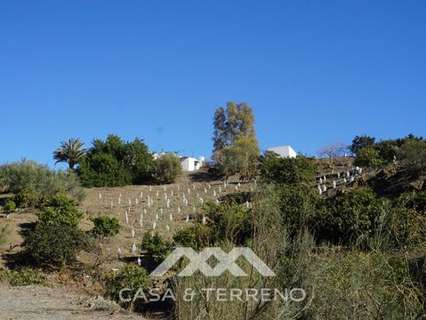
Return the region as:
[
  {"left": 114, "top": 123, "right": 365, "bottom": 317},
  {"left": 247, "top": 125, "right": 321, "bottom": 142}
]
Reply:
[{"left": 1, "top": 0, "right": 425, "bottom": 167}]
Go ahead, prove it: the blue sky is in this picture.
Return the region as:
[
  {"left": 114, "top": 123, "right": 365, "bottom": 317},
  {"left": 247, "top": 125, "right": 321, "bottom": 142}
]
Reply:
[{"left": 0, "top": 0, "right": 425, "bottom": 167}]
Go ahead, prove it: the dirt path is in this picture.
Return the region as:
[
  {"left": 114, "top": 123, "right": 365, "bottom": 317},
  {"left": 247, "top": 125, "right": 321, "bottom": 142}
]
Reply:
[{"left": 0, "top": 285, "right": 146, "bottom": 320}]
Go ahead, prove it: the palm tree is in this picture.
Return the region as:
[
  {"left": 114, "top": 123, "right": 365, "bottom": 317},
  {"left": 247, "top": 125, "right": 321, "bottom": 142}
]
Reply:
[{"left": 53, "top": 138, "right": 86, "bottom": 170}]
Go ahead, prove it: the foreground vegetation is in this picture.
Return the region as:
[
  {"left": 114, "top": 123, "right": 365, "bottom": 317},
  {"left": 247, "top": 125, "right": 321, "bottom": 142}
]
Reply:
[{"left": 0, "top": 104, "right": 425, "bottom": 319}]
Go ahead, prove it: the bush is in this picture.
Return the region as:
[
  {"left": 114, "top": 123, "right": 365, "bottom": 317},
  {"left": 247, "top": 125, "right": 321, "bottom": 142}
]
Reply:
[
  {"left": 173, "top": 228, "right": 199, "bottom": 248},
  {"left": 354, "top": 146, "right": 384, "bottom": 168},
  {"left": 0, "top": 160, "right": 84, "bottom": 208},
  {"left": 37, "top": 193, "right": 83, "bottom": 228},
  {"left": 153, "top": 153, "right": 182, "bottom": 184},
  {"left": 215, "top": 135, "right": 260, "bottom": 180},
  {"left": 14, "top": 187, "right": 39, "bottom": 208},
  {"left": 92, "top": 216, "right": 120, "bottom": 237},
  {"left": 25, "top": 223, "right": 87, "bottom": 268},
  {"left": 204, "top": 202, "right": 252, "bottom": 245},
  {"left": 312, "top": 188, "right": 389, "bottom": 245},
  {"left": 78, "top": 153, "right": 132, "bottom": 187},
  {"left": 78, "top": 135, "right": 155, "bottom": 187},
  {"left": 0, "top": 268, "right": 46, "bottom": 286},
  {"left": 219, "top": 191, "right": 252, "bottom": 205},
  {"left": 3, "top": 199, "right": 16, "bottom": 213},
  {"left": 260, "top": 153, "right": 317, "bottom": 185},
  {"left": 173, "top": 224, "right": 211, "bottom": 249},
  {"left": 276, "top": 184, "right": 322, "bottom": 238},
  {"left": 398, "top": 139, "right": 426, "bottom": 177},
  {"left": 406, "top": 190, "right": 426, "bottom": 212},
  {"left": 105, "top": 264, "right": 151, "bottom": 306},
  {"left": 305, "top": 251, "right": 423, "bottom": 319},
  {"left": 141, "top": 232, "right": 172, "bottom": 264},
  {"left": 350, "top": 135, "right": 376, "bottom": 156},
  {"left": 385, "top": 206, "right": 426, "bottom": 247}
]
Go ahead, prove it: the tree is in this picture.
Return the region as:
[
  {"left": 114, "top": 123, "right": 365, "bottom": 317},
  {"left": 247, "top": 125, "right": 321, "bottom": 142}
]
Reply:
[
  {"left": 260, "top": 152, "right": 317, "bottom": 185},
  {"left": 212, "top": 102, "right": 259, "bottom": 178},
  {"left": 213, "top": 107, "right": 227, "bottom": 153},
  {"left": 53, "top": 138, "right": 86, "bottom": 170},
  {"left": 350, "top": 135, "right": 375, "bottom": 156},
  {"left": 153, "top": 153, "right": 182, "bottom": 184},
  {"left": 398, "top": 139, "right": 426, "bottom": 176},
  {"left": 212, "top": 102, "right": 257, "bottom": 156},
  {"left": 354, "top": 146, "right": 383, "bottom": 168},
  {"left": 219, "top": 135, "right": 260, "bottom": 180},
  {"left": 317, "top": 143, "right": 348, "bottom": 158},
  {"left": 25, "top": 223, "right": 87, "bottom": 268},
  {"left": 124, "top": 138, "right": 155, "bottom": 183},
  {"left": 77, "top": 135, "right": 155, "bottom": 187}
]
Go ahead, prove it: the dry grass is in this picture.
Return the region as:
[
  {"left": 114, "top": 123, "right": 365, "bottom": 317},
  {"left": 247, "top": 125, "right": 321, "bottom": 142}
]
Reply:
[{"left": 78, "top": 175, "right": 254, "bottom": 270}]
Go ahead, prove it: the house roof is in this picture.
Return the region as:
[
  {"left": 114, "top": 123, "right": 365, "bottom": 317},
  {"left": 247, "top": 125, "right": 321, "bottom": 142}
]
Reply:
[
  {"left": 266, "top": 145, "right": 296, "bottom": 154},
  {"left": 180, "top": 156, "right": 199, "bottom": 162}
]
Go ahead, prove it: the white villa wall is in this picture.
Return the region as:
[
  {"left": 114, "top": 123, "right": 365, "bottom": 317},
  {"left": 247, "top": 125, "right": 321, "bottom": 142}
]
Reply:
[{"left": 266, "top": 145, "right": 297, "bottom": 158}]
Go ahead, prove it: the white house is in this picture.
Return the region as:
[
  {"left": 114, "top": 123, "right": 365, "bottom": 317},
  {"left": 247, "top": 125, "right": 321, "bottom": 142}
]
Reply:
[
  {"left": 152, "top": 152, "right": 167, "bottom": 160},
  {"left": 266, "top": 145, "right": 297, "bottom": 158},
  {"left": 180, "top": 156, "right": 205, "bottom": 172}
]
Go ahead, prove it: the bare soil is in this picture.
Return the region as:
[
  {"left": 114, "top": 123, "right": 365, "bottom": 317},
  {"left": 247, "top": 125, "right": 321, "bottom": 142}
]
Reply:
[{"left": 0, "top": 285, "right": 145, "bottom": 320}]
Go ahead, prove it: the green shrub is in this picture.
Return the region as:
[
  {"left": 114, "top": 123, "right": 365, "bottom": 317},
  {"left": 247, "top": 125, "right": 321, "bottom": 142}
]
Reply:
[
  {"left": 92, "top": 216, "right": 120, "bottom": 237},
  {"left": 0, "top": 268, "right": 46, "bottom": 286},
  {"left": 397, "top": 139, "right": 426, "bottom": 176},
  {"left": 354, "top": 146, "right": 384, "bottom": 168},
  {"left": 25, "top": 223, "right": 87, "bottom": 268},
  {"left": 173, "top": 228, "right": 199, "bottom": 248},
  {"left": 14, "top": 187, "right": 40, "bottom": 208},
  {"left": 215, "top": 135, "right": 260, "bottom": 180},
  {"left": 105, "top": 264, "right": 151, "bottom": 305},
  {"left": 153, "top": 153, "right": 182, "bottom": 184},
  {"left": 276, "top": 184, "right": 322, "bottom": 239},
  {"left": 204, "top": 202, "right": 252, "bottom": 245},
  {"left": 141, "top": 232, "right": 172, "bottom": 264},
  {"left": 375, "top": 140, "right": 399, "bottom": 163},
  {"left": 78, "top": 152, "right": 132, "bottom": 187},
  {"left": 260, "top": 153, "right": 317, "bottom": 185},
  {"left": 3, "top": 199, "right": 16, "bottom": 213},
  {"left": 219, "top": 191, "right": 252, "bottom": 205},
  {"left": 0, "top": 160, "right": 84, "bottom": 208},
  {"left": 385, "top": 206, "right": 426, "bottom": 247},
  {"left": 37, "top": 193, "right": 83, "bottom": 228},
  {"left": 173, "top": 201, "right": 254, "bottom": 249},
  {"left": 350, "top": 135, "right": 376, "bottom": 156},
  {"left": 78, "top": 135, "right": 155, "bottom": 187},
  {"left": 312, "top": 188, "right": 389, "bottom": 245},
  {"left": 305, "top": 251, "right": 423, "bottom": 319}
]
